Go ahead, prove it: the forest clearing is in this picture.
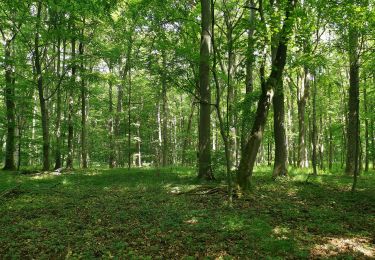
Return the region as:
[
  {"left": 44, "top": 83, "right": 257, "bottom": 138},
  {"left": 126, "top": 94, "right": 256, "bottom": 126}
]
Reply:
[{"left": 1, "top": 0, "right": 374, "bottom": 258}]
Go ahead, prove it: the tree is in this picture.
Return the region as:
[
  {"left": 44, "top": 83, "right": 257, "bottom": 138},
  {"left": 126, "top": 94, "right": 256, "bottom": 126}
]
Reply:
[{"left": 198, "top": 0, "right": 214, "bottom": 180}]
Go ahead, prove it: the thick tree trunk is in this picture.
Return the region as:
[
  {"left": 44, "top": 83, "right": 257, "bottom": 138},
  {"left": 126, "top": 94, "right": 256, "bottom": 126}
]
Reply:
[
  {"left": 237, "top": 0, "right": 294, "bottom": 191},
  {"left": 3, "top": 40, "right": 16, "bottom": 170},
  {"left": 66, "top": 37, "right": 76, "bottom": 169},
  {"left": 241, "top": 0, "right": 256, "bottom": 154},
  {"left": 79, "top": 41, "right": 88, "bottom": 168},
  {"left": 272, "top": 80, "right": 288, "bottom": 177},
  {"left": 345, "top": 27, "right": 360, "bottom": 175},
  {"left": 198, "top": 0, "right": 213, "bottom": 180}
]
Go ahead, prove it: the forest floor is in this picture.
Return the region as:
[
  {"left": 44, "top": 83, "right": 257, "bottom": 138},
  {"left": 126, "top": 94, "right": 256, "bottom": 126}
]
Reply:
[{"left": 0, "top": 166, "right": 374, "bottom": 259}]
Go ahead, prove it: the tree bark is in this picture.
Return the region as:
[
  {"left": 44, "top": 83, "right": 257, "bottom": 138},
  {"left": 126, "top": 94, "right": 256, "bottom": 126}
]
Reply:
[
  {"left": 198, "top": 0, "right": 213, "bottom": 180},
  {"left": 237, "top": 0, "right": 295, "bottom": 191},
  {"left": 297, "top": 68, "right": 310, "bottom": 168},
  {"left": 79, "top": 40, "right": 88, "bottom": 168},
  {"left": 54, "top": 38, "right": 63, "bottom": 169},
  {"left": 161, "top": 49, "right": 168, "bottom": 167},
  {"left": 363, "top": 85, "right": 369, "bottom": 172},
  {"left": 108, "top": 66, "right": 115, "bottom": 168},
  {"left": 66, "top": 36, "right": 76, "bottom": 169},
  {"left": 272, "top": 80, "right": 288, "bottom": 177},
  {"left": 3, "top": 40, "right": 16, "bottom": 170},
  {"left": 35, "top": 2, "right": 50, "bottom": 171},
  {"left": 311, "top": 76, "right": 318, "bottom": 175},
  {"left": 182, "top": 102, "right": 196, "bottom": 166},
  {"left": 345, "top": 27, "right": 360, "bottom": 175}
]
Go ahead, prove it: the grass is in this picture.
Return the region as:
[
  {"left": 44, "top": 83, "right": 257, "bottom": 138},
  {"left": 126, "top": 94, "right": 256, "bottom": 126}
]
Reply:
[{"left": 0, "top": 166, "right": 374, "bottom": 259}]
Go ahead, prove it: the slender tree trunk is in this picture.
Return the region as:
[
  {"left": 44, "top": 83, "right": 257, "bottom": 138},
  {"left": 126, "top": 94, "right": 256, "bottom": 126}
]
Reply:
[
  {"left": 66, "top": 37, "right": 76, "bottom": 169},
  {"left": 311, "top": 76, "right": 318, "bottom": 175},
  {"left": 328, "top": 116, "right": 333, "bottom": 170},
  {"left": 79, "top": 40, "right": 88, "bottom": 168},
  {"left": 108, "top": 66, "right": 115, "bottom": 168},
  {"left": 161, "top": 50, "right": 168, "bottom": 167},
  {"left": 363, "top": 86, "right": 369, "bottom": 172},
  {"left": 371, "top": 118, "right": 375, "bottom": 170},
  {"left": 198, "top": 0, "right": 213, "bottom": 180},
  {"left": 297, "top": 69, "right": 310, "bottom": 168},
  {"left": 3, "top": 40, "right": 16, "bottom": 170},
  {"left": 345, "top": 27, "right": 360, "bottom": 175},
  {"left": 54, "top": 38, "right": 63, "bottom": 169},
  {"left": 319, "top": 112, "right": 324, "bottom": 170},
  {"left": 35, "top": 3, "right": 50, "bottom": 171},
  {"left": 127, "top": 67, "right": 132, "bottom": 169},
  {"left": 182, "top": 102, "right": 196, "bottom": 166}
]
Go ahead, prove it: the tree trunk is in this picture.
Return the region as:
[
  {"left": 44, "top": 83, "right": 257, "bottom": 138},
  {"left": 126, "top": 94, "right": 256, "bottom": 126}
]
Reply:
[
  {"left": 79, "top": 40, "right": 88, "bottom": 168},
  {"left": 272, "top": 80, "right": 288, "bottom": 178},
  {"left": 35, "top": 3, "right": 50, "bottom": 171},
  {"left": 241, "top": 0, "right": 256, "bottom": 153},
  {"left": 3, "top": 40, "right": 16, "bottom": 171},
  {"left": 237, "top": 0, "right": 294, "bottom": 191},
  {"left": 66, "top": 37, "right": 76, "bottom": 169},
  {"left": 345, "top": 27, "right": 360, "bottom": 175},
  {"left": 182, "top": 102, "right": 196, "bottom": 166},
  {"left": 108, "top": 66, "right": 115, "bottom": 168},
  {"left": 54, "top": 38, "right": 63, "bottom": 169},
  {"left": 198, "top": 0, "right": 213, "bottom": 180},
  {"left": 328, "top": 116, "right": 333, "bottom": 170},
  {"left": 297, "top": 69, "right": 310, "bottom": 168},
  {"left": 363, "top": 86, "right": 369, "bottom": 172},
  {"left": 311, "top": 76, "right": 318, "bottom": 175},
  {"left": 161, "top": 50, "right": 168, "bottom": 167}
]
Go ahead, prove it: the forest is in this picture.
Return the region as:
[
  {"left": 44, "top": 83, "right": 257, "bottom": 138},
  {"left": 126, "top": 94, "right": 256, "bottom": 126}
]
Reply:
[{"left": 0, "top": 0, "right": 374, "bottom": 258}]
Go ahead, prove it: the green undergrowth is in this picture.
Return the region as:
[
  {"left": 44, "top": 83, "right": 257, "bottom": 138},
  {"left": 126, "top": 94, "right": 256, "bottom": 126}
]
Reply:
[{"left": 0, "top": 166, "right": 374, "bottom": 259}]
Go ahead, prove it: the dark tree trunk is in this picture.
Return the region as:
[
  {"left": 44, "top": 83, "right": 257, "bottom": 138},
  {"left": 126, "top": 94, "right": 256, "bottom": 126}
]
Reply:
[
  {"left": 198, "top": 0, "right": 213, "bottom": 180},
  {"left": 363, "top": 86, "right": 369, "bottom": 172},
  {"left": 345, "top": 27, "right": 360, "bottom": 175},
  {"left": 237, "top": 0, "right": 294, "bottom": 191},
  {"left": 3, "top": 40, "right": 16, "bottom": 171},
  {"left": 108, "top": 66, "right": 115, "bottom": 168},
  {"left": 272, "top": 80, "right": 288, "bottom": 178},
  {"left": 35, "top": 3, "right": 50, "bottom": 171},
  {"left": 54, "top": 39, "right": 63, "bottom": 169},
  {"left": 66, "top": 37, "right": 76, "bottom": 169},
  {"left": 311, "top": 76, "right": 318, "bottom": 175}
]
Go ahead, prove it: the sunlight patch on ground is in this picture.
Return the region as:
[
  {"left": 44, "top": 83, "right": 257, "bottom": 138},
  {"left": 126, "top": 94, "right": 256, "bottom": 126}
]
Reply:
[
  {"left": 273, "top": 226, "right": 290, "bottom": 239},
  {"left": 311, "top": 237, "right": 375, "bottom": 258},
  {"left": 30, "top": 174, "right": 56, "bottom": 180}
]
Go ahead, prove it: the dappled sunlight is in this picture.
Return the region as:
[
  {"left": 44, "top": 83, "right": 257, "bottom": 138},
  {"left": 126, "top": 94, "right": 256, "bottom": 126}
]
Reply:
[
  {"left": 272, "top": 226, "right": 290, "bottom": 239},
  {"left": 311, "top": 237, "right": 375, "bottom": 258}
]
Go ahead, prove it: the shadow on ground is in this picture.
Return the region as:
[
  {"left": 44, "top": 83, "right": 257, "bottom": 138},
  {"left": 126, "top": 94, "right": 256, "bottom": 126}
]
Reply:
[{"left": 0, "top": 167, "right": 374, "bottom": 258}]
